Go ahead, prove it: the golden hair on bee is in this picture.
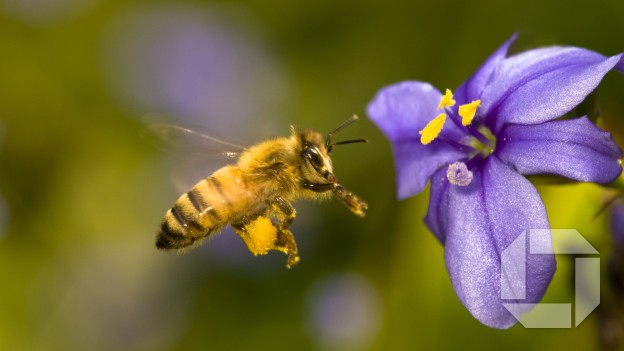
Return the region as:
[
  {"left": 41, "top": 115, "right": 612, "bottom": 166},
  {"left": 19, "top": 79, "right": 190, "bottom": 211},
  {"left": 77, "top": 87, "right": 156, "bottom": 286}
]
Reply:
[{"left": 155, "top": 115, "right": 368, "bottom": 268}]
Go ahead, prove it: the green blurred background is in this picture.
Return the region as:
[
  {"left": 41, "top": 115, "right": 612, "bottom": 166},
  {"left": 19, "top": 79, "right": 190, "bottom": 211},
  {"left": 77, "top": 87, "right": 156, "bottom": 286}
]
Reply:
[{"left": 1, "top": 0, "right": 624, "bottom": 350}]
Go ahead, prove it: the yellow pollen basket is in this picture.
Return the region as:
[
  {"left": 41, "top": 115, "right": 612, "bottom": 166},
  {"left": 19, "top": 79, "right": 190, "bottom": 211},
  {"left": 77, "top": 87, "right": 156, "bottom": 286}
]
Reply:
[
  {"left": 459, "top": 100, "right": 481, "bottom": 126},
  {"left": 438, "top": 89, "right": 456, "bottom": 109},
  {"left": 419, "top": 113, "right": 446, "bottom": 145},
  {"left": 243, "top": 216, "right": 278, "bottom": 256}
]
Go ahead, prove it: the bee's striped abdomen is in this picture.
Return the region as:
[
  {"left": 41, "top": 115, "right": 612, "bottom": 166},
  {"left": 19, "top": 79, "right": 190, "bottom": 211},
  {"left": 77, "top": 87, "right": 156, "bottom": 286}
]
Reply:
[{"left": 156, "top": 173, "right": 235, "bottom": 250}]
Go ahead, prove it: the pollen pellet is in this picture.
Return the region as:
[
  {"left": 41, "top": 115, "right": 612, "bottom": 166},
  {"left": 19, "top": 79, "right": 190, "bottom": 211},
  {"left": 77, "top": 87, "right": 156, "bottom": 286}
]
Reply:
[
  {"left": 245, "top": 216, "right": 278, "bottom": 255},
  {"left": 446, "top": 161, "right": 473, "bottom": 186}
]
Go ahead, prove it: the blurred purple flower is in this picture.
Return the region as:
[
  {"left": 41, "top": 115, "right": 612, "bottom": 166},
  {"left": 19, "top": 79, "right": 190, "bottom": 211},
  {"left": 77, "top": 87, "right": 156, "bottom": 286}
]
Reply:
[
  {"left": 368, "top": 35, "right": 623, "bottom": 328},
  {"left": 306, "top": 273, "right": 381, "bottom": 350},
  {"left": 101, "top": 5, "right": 285, "bottom": 138}
]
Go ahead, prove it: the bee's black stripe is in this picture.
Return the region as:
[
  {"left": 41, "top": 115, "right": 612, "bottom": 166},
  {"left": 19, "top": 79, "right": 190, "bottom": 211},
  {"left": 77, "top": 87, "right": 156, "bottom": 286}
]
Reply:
[
  {"left": 187, "top": 189, "right": 206, "bottom": 212},
  {"left": 156, "top": 233, "right": 173, "bottom": 249},
  {"left": 209, "top": 177, "right": 231, "bottom": 205},
  {"left": 170, "top": 205, "right": 187, "bottom": 228},
  {"left": 160, "top": 219, "right": 185, "bottom": 240},
  {"left": 156, "top": 230, "right": 189, "bottom": 249}
]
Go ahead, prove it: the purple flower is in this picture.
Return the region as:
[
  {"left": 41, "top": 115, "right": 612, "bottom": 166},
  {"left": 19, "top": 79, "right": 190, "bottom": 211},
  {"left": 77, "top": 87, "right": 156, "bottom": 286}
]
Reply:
[{"left": 367, "top": 35, "right": 624, "bottom": 329}]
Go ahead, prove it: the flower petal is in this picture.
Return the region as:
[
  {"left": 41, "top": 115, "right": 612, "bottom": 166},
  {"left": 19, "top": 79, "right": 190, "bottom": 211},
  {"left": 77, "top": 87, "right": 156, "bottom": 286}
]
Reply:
[
  {"left": 480, "top": 46, "right": 624, "bottom": 131},
  {"left": 424, "top": 167, "right": 451, "bottom": 244},
  {"left": 367, "top": 81, "right": 465, "bottom": 142},
  {"left": 497, "top": 117, "right": 623, "bottom": 183},
  {"left": 443, "top": 156, "right": 555, "bottom": 329},
  {"left": 454, "top": 34, "right": 517, "bottom": 105},
  {"left": 392, "top": 139, "right": 465, "bottom": 199}
]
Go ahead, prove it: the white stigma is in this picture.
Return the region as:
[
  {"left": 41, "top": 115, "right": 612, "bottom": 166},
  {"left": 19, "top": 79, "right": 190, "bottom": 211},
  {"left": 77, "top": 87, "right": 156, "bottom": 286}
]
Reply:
[{"left": 446, "top": 162, "right": 473, "bottom": 186}]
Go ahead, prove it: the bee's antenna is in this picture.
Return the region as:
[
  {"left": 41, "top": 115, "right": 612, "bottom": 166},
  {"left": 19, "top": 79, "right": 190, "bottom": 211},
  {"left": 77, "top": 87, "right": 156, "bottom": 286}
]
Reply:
[
  {"left": 327, "top": 139, "right": 368, "bottom": 154},
  {"left": 326, "top": 115, "right": 362, "bottom": 152}
]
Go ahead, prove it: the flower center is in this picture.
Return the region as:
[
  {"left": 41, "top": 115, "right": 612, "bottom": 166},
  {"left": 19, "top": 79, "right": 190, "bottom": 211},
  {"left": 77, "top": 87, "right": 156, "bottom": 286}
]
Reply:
[
  {"left": 418, "top": 89, "right": 498, "bottom": 187},
  {"left": 469, "top": 126, "right": 496, "bottom": 157},
  {"left": 418, "top": 89, "right": 481, "bottom": 145}
]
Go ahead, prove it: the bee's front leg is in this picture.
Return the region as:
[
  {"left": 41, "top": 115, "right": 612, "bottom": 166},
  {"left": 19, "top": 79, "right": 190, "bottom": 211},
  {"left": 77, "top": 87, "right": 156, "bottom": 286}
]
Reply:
[
  {"left": 332, "top": 184, "right": 368, "bottom": 218},
  {"left": 303, "top": 182, "right": 368, "bottom": 218}
]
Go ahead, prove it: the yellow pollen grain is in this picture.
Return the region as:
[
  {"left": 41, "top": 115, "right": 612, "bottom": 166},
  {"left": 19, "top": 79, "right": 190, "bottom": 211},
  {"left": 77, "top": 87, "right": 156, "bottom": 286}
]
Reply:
[
  {"left": 419, "top": 113, "right": 446, "bottom": 145},
  {"left": 438, "top": 89, "right": 456, "bottom": 109},
  {"left": 245, "top": 216, "right": 278, "bottom": 255},
  {"left": 459, "top": 100, "right": 481, "bottom": 126}
]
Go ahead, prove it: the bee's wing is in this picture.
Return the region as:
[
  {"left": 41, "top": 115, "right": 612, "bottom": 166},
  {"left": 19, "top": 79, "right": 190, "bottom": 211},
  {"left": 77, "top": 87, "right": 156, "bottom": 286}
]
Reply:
[
  {"left": 141, "top": 123, "right": 248, "bottom": 193},
  {"left": 141, "top": 123, "right": 247, "bottom": 159}
]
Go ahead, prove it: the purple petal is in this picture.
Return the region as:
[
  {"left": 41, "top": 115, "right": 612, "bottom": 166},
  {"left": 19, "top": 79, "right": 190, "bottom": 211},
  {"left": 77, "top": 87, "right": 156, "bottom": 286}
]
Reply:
[
  {"left": 480, "top": 46, "right": 624, "bottom": 131},
  {"left": 424, "top": 167, "right": 451, "bottom": 244},
  {"left": 443, "top": 156, "right": 555, "bottom": 329},
  {"left": 617, "top": 59, "right": 624, "bottom": 73},
  {"left": 497, "top": 117, "right": 623, "bottom": 183},
  {"left": 367, "top": 81, "right": 465, "bottom": 142},
  {"left": 454, "top": 34, "right": 517, "bottom": 105},
  {"left": 392, "top": 139, "right": 465, "bottom": 199}
]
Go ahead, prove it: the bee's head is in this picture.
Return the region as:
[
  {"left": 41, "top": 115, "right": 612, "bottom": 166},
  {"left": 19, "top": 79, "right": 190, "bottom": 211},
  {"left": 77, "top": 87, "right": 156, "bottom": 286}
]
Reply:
[
  {"left": 295, "top": 115, "right": 367, "bottom": 184},
  {"left": 297, "top": 130, "right": 334, "bottom": 183}
]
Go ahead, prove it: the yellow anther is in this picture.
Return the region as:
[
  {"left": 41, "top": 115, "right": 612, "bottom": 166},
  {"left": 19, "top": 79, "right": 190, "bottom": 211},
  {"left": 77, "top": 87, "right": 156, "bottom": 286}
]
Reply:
[
  {"left": 438, "top": 89, "right": 456, "bottom": 109},
  {"left": 419, "top": 113, "right": 446, "bottom": 145},
  {"left": 458, "top": 100, "right": 481, "bottom": 126}
]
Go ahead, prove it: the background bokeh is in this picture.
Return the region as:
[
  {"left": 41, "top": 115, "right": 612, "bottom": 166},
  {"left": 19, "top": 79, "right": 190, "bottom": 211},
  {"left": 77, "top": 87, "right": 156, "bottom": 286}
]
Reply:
[{"left": 1, "top": 0, "right": 624, "bottom": 350}]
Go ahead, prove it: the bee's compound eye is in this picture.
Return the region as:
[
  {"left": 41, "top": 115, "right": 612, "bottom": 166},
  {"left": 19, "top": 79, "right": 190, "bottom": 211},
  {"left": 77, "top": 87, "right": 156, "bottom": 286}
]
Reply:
[{"left": 303, "top": 147, "right": 324, "bottom": 169}]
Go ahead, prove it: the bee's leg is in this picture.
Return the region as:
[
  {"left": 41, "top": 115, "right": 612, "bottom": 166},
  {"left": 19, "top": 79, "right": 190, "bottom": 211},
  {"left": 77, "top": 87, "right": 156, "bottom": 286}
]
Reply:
[
  {"left": 332, "top": 184, "right": 368, "bottom": 218},
  {"left": 303, "top": 182, "right": 368, "bottom": 218},
  {"left": 274, "top": 226, "right": 300, "bottom": 269},
  {"left": 271, "top": 196, "right": 297, "bottom": 228},
  {"left": 269, "top": 197, "right": 299, "bottom": 268},
  {"left": 231, "top": 212, "right": 300, "bottom": 269},
  {"left": 302, "top": 182, "right": 335, "bottom": 192}
]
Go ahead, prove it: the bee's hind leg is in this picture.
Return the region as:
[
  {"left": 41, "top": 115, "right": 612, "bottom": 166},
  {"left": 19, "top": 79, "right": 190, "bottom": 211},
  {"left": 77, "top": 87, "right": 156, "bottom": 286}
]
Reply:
[
  {"left": 269, "top": 197, "right": 299, "bottom": 268},
  {"left": 231, "top": 197, "right": 300, "bottom": 268},
  {"left": 274, "top": 226, "right": 299, "bottom": 268}
]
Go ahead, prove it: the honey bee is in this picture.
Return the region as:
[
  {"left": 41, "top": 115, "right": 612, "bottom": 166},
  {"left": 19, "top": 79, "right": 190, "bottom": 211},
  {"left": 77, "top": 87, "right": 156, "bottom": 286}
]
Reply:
[{"left": 153, "top": 115, "right": 368, "bottom": 268}]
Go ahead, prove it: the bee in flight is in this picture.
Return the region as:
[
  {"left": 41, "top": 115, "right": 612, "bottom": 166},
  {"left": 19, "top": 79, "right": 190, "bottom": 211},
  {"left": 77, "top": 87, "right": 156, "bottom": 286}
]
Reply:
[{"left": 152, "top": 115, "right": 368, "bottom": 268}]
